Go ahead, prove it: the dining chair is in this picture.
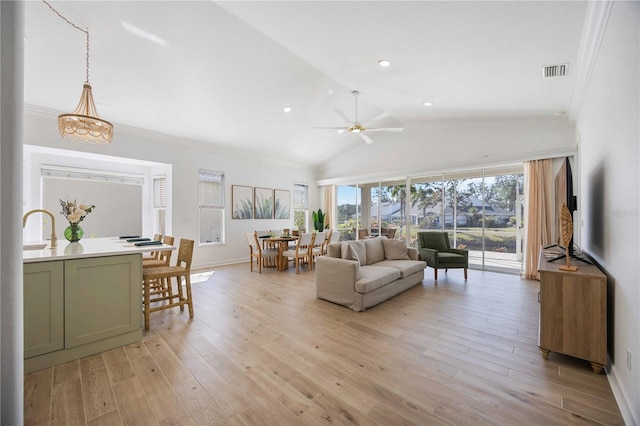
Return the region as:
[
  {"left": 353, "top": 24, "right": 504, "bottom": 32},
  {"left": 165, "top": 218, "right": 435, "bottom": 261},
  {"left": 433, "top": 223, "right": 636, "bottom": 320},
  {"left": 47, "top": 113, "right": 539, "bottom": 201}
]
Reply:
[
  {"left": 311, "top": 231, "right": 327, "bottom": 265},
  {"left": 246, "top": 232, "right": 278, "bottom": 273},
  {"left": 142, "top": 238, "right": 195, "bottom": 330},
  {"left": 386, "top": 228, "right": 397, "bottom": 239},
  {"left": 358, "top": 229, "right": 369, "bottom": 240},
  {"left": 324, "top": 229, "right": 341, "bottom": 254},
  {"left": 282, "top": 232, "right": 315, "bottom": 273}
]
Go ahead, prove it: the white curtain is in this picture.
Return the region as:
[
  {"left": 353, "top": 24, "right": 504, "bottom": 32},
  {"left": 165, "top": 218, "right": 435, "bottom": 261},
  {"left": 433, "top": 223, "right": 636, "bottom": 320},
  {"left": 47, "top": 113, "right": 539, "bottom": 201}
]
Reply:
[
  {"left": 523, "top": 159, "right": 553, "bottom": 279},
  {"left": 323, "top": 185, "right": 335, "bottom": 230}
]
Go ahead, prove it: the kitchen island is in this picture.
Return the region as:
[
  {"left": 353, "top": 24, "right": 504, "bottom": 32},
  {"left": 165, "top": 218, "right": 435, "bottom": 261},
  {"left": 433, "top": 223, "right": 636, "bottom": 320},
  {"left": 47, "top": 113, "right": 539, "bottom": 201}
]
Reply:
[{"left": 23, "top": 237, "right": 174, "bottom": 373}]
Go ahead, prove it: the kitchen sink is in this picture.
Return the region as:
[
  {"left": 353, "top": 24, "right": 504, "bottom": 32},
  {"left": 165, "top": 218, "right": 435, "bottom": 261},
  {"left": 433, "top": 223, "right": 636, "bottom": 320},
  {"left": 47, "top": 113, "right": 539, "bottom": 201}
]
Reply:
[{"left": 23, "top": 243, "right": 48, "bottom": 251}]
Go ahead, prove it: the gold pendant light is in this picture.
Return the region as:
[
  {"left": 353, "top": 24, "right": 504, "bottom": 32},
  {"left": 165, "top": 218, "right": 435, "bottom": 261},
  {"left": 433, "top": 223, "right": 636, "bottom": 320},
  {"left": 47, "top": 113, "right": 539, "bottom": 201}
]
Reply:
[{"left": 44, "top": 1, "right": 113, "bottom": 144}]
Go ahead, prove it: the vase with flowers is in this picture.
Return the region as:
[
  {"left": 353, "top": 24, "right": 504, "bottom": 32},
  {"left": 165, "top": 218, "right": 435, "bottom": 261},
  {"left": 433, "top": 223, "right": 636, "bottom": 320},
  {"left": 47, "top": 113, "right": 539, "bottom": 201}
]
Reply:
[{"left": 59, "top": 198, "right": 95, "bottom": 242}]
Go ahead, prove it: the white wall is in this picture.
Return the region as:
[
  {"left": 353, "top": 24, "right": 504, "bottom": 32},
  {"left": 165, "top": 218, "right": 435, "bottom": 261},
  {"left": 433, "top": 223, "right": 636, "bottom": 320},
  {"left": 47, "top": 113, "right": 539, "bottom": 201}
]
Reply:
[
  {"left": 23, "top": 109, "right": 319, "bottom": 270},
  {"left": 317, "top": 118, "right": 576, "bottom": 184},
  {"left": 575, "top": 1, "right": 639, "bottom": 423}
]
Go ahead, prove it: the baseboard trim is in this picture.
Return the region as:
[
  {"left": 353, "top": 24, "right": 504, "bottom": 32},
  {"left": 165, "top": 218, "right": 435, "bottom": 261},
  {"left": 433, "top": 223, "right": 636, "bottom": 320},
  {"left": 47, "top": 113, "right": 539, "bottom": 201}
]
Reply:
[{"left": 606, "top": 357, "right": 638, "bottom": 426}]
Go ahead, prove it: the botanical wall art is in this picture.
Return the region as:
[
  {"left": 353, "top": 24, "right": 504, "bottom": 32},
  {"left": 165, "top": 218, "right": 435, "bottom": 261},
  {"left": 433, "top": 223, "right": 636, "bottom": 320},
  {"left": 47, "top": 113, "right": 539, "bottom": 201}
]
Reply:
[
  {"left": 274, "top": 189, "right": 290, "bottom": 219},
  {"left": 254, "top": 187, "right": 274, "bottom": 219},
  {"left": 232, "top": 185, "right": 253, "bottom": 219}
]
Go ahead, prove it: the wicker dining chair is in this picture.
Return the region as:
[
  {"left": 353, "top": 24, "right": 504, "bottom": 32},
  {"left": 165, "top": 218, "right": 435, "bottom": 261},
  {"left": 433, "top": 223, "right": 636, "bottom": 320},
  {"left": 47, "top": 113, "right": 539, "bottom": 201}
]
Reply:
[{"left": 142, "top": 238, "right": 194, "bottom": 330}]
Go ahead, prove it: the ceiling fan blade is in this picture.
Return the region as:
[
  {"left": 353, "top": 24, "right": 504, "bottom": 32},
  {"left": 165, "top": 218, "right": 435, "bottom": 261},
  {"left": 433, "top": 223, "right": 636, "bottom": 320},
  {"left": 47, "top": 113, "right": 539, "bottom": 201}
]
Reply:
[
  {"left": 365, "top": 127, "right": 404, "bottom": 132},
  {"left": 334, "top": 109, "right": 353, "bottom": 124},
  {"left": 363, "top": 111, "right": 391, "bottom": 128},
  {"left": 359, "top": 133, "right": 374, "bottom": 144}
]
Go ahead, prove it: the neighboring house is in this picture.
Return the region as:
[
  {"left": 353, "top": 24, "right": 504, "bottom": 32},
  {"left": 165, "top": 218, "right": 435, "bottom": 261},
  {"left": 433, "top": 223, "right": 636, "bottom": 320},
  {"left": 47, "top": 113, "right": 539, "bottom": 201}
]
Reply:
[{"left": 372, "top": 196, "right": 514, "bottom": 228}]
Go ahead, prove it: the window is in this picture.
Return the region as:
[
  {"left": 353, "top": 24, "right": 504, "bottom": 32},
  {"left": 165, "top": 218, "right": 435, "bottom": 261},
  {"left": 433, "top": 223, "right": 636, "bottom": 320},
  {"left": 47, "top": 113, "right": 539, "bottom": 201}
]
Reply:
[
  {"left": 153, "top": 175, "right": 167, "bottom": 236},
  {"left": 293, "top": 183, "right": 308, "bottom": 232},
  {"left": 199, "top": 169, "right": 224, "bottom": 245}
]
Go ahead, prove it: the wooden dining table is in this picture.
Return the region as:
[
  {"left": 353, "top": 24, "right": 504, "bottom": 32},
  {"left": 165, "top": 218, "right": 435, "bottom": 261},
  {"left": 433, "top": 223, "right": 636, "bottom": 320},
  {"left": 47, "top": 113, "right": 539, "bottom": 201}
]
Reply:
[{"left": 264, "top": 236, "right": 298, "bottom": 271}]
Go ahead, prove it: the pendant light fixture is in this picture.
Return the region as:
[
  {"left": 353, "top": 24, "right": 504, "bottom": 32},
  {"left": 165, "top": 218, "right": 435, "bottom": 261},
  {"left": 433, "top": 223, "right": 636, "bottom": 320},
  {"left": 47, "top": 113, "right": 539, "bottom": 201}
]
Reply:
[{"left": 43, "top": 1, "right": 113, "bottom": 144}]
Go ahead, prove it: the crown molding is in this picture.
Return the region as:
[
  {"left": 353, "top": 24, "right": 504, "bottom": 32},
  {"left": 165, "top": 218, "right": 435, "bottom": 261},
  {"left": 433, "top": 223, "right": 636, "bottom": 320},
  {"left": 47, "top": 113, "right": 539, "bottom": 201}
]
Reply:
[{"left": 566, "top": 0, "right": 614, "bottom": 124}]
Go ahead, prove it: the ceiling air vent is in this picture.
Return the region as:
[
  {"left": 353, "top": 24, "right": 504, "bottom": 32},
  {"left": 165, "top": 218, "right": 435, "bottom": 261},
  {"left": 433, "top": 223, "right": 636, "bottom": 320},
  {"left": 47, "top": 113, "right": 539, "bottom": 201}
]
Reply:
[{"left": 543, "top": 64, "right": 568, "bottom": 78}]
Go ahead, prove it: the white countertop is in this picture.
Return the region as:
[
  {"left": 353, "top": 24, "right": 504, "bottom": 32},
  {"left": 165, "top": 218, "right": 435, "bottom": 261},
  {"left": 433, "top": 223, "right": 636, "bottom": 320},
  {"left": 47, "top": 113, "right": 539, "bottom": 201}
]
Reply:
[{"left": 23, "top": 237, "right": 175, "bottom": 263}]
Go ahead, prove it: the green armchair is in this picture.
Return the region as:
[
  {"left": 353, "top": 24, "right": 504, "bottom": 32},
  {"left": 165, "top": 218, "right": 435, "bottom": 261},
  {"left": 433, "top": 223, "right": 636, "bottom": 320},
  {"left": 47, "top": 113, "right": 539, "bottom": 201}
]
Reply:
[{"left": 417, "top": 232, "right": 468, "bottom": 280}]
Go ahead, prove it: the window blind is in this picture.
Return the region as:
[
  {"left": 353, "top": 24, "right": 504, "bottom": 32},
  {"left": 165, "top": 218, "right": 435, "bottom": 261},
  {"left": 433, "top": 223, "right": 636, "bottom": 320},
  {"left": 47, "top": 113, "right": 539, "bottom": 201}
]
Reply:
[
  {"left": 153, "top": 176, "right": 167, "bottom": 208},
  {"left": 199, "top": 169, "right": 224, "bottom": 208},
  {"left": 293, "top": 183, "right": 308, "bottom": 209}
]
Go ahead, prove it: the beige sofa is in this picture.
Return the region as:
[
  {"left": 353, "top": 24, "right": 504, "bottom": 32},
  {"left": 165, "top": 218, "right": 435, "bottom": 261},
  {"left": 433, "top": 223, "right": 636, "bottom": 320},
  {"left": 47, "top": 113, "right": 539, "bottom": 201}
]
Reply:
[{"left": 315, "top": 237, "right": 426, "bottom": 312}]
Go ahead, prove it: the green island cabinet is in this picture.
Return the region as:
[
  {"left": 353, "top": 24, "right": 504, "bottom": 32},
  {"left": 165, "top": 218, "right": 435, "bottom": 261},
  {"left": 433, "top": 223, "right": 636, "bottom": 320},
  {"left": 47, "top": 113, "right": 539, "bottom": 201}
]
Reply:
[{"left": 24, "top": 254, "right": 142, "bottom": 373}]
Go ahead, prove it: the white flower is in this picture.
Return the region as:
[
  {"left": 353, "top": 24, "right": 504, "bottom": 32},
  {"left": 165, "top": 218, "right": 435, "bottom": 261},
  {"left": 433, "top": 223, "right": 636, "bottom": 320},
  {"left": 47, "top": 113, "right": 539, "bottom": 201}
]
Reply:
[
  {"left": 76, "top": 209, "right": 87, "bottom": 217},
  {"left": 68, "top": 212, "right": 81, "bottom": 223},
  {"left": 78, "top": 204, "right": 90, "bottom": 211}
]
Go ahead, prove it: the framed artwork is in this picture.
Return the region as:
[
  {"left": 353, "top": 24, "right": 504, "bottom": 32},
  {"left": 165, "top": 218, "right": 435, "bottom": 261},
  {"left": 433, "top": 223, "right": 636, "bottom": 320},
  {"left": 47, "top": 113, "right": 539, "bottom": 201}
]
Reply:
[
  {"left": 232, "top": 185, "right": 254, "bottom": 219},
  {"left": 274, "top": 189, "right": 290, "bottom": 219},
  {"left": 254, "top": 187, "right": 273, "bottom": 219}
]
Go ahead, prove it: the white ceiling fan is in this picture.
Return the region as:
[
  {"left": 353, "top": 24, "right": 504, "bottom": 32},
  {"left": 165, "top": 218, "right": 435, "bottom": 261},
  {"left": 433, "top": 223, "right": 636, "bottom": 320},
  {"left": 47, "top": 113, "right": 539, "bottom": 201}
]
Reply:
[{"left": 312, "top": 90, "right": 404, "bottom": 144}]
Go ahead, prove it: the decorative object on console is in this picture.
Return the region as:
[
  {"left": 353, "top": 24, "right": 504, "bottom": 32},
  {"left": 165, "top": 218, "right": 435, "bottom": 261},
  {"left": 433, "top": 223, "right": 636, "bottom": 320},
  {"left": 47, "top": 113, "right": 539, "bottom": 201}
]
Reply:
[
  {"left": 559, "top": 202, "right": 578, "bottom": 271},
  {"left": 59, "top": 198, "right": 95, "bottom": 242},
  {"left": 43, "top": 0, "right": 113, "bottom": 144}
]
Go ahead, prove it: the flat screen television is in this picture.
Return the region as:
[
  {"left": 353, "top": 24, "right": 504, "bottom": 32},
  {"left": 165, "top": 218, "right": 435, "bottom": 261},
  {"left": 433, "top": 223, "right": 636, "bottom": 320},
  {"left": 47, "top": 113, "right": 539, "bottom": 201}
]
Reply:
[{"left": 547, "top": 157, "right": 578, "bottom": 261}]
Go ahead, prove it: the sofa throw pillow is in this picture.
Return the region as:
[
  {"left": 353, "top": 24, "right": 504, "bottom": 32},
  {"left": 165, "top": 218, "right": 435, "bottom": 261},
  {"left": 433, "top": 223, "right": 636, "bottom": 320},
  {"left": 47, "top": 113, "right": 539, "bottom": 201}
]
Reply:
[
  {"left": 347, "top": 240, "right": 366, "bottom": 266},
  {"left": 349, "top": 245, "right": 364, "bottom": 280},
  {"left": 382, "top": 239, "right": 411, "bottom": 260},
  {"left": 364, "top": 237, "right": 385, "bottom": 265}
]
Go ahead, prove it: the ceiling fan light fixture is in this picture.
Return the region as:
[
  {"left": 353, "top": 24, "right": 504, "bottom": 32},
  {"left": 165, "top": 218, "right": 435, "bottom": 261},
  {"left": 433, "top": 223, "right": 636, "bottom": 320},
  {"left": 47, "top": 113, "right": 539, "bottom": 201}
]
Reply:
[{"left": 378, "top": 59, "right": 391, "bottom": 67}]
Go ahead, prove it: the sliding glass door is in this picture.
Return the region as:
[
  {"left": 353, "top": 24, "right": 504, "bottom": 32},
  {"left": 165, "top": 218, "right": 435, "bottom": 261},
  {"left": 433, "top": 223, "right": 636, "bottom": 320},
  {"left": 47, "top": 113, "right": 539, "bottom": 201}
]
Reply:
[
  {"left": 336, "top": 185, "right": 361, "bottom": 241},
  {"left": 409, "top": 166, "right": 524, "bottom": 273}
]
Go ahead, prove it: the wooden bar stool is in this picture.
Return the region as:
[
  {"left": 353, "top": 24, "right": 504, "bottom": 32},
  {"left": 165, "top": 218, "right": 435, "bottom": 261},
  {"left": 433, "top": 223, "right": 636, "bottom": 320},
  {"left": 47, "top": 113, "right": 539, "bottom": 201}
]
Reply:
[
  {"left": 143, "top": 234, "right": 163, "bottom": 260},
  {"left": 143, "top": 236, "right": 175, "bottom": 299},
  {"left": 142, "top": 238, "right": 194, "bottom": 330}
]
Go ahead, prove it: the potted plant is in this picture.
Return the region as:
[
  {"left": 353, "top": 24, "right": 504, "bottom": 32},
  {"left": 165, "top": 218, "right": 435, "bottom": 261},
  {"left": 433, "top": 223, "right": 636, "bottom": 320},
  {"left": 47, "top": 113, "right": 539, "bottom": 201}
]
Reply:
[{"left": 312, "top": 209, "right": 328, "bottom": 232}]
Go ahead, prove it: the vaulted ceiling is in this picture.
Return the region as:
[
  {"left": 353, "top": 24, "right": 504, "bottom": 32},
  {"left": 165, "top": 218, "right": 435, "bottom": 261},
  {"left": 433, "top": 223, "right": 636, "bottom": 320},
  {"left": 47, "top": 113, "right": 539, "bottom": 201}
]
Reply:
[{"left": 24, "top": 1, "right": 587, "bottom": 166}]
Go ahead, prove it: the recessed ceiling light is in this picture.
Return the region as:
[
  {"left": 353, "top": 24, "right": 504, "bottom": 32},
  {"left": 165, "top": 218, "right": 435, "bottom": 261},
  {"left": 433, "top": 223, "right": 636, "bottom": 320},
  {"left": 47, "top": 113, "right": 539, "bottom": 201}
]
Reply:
[
  {"left": 378, "top": 59, "right": 391, "bottom": 67},
  {"left": 337, "top": 129, "right": 344, "bottom": 134},
  {"left": 283, "top": 106, "right": 292, "bottom": 113},
  {"left": 423, "top": 102, "right": 433, "bottom": 106}
]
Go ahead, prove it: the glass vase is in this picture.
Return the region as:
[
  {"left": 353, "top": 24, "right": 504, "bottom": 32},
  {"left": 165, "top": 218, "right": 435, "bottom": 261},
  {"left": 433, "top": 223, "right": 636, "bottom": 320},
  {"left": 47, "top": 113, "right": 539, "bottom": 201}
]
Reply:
[{"left": 64, "top": 223, "right": 83, "bottom": 242}]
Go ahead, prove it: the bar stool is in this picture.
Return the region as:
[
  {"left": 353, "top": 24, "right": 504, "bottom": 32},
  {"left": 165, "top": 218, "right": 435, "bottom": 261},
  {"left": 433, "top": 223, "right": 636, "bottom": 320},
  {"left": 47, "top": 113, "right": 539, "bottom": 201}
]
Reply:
[
  {"left": 143, "top": 234, "right": 163, "bottom": 260},
  {"left": 143, "top": 236, "right": 175, "bottom": 299},
  {"left": 142, "top": 238, "right": 194, "bottom": 330}
]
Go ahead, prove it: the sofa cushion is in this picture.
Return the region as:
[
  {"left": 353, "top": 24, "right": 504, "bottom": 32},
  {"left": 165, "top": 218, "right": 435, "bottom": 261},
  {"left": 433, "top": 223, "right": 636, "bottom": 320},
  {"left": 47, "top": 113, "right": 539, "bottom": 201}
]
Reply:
[
  {"left": 382, "top": 239, "right": 411, "bottom": 260},
  {"left": 354, "top": 265, "right": 401, "bottom": 293},
  {"left": 364, "top": 237, "right": 385, "bottom": 265},
  {"left": 437, "top": 252, "right": 467, "bottom": 264},
  {"left": 376, "top": 260, "right": 426, "bottom": 279},
  {"left": 341, "top": 241, "right": 366, "bottom": 266}
]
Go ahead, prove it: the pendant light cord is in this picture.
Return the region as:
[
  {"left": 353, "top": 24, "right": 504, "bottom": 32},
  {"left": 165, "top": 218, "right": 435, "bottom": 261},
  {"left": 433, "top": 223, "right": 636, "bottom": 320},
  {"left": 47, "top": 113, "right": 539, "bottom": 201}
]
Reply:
[{"left": 42, "top": 0, "right": 90, "bottom": 84}]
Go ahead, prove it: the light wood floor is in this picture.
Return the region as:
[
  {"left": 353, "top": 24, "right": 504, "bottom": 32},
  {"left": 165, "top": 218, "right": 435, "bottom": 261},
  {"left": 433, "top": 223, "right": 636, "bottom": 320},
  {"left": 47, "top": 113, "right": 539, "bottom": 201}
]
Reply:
[{"left": 24, "top": 263, "right": 624, "bottom": 425}]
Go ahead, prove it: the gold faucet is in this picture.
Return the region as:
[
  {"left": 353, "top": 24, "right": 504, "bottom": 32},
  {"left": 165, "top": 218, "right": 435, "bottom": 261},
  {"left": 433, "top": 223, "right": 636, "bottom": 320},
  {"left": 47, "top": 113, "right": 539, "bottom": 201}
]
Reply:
[{"left": 23, "top": 209, "right": 57, "bottom": 248}]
